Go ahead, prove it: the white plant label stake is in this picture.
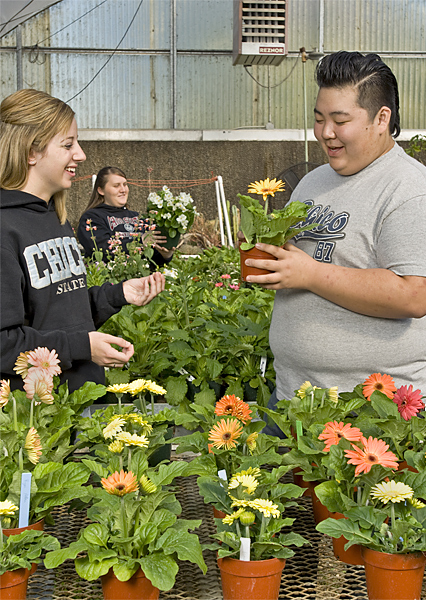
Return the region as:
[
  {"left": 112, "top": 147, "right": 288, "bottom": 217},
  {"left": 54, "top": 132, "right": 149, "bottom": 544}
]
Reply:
[
  {"left": 218, "top": 469, "right": 227, "bottom": 485},
  {"left": 18, "top": 472, "right": 32, "bottom": 528},
  {"left": 240, "top": 537, "right": 251, "bottom": 561},
  {"left": 260, "top": 356, "right": 267, "bottom": 377}
]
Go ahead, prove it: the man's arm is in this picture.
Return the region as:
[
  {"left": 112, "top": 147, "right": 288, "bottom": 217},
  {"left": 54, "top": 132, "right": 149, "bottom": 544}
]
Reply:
[{"left": 245, "top": 242, "right": 426, "bottom": 319}]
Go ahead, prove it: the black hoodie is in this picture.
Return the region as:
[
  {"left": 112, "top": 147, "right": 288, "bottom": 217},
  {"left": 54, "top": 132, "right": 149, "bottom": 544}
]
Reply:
[
  {"left": 77, "top": 203, "right": 170, "bottom": 268},
  {"left": 0, "top": 189, "right": 128, "bottom": 392}
]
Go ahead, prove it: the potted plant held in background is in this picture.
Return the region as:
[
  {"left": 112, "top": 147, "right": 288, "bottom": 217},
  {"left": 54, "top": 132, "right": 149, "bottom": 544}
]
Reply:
[
  {"left": 147, "top": 186, "right": 197, "bottom": 249},
  {"left": 238, "top": 178, "right": 317, "bottom": 281}
]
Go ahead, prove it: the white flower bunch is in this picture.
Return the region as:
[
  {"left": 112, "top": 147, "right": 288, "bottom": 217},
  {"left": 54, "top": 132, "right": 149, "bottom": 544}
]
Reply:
[{"left": 146, "top": 186, "right": 197, "bottom": 238}]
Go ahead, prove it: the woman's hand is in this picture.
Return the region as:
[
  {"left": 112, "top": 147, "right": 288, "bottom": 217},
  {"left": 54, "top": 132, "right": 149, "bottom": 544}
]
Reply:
[
  {"left": 122, "top": 272, "right": 166, "bottom": 305},
  {"left": 88, "top": 332, "right": 134, "bottom": 368},
  {"left": 149, "top": 231, "right": 175, "bottom": 258}
]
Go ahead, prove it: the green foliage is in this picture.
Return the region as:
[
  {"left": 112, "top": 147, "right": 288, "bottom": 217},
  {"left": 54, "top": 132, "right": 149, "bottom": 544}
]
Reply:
[
  {"left": 101, "top": 248, "right": 276, "bottom": 409},
  {"left": 44, "top": 461, "right": 207, "bottom": 590},
  {"left": 146, "top": 187, "right": 197, "bottom": 240},
  {"left": 238, "top": 194, "right": 317, "bottom": 250},
  {"left": 405, "top": 134, "right": 426, "bottom": 164},
  {"left": 0, "top": 529, "right": 60, "bottom": 575}
]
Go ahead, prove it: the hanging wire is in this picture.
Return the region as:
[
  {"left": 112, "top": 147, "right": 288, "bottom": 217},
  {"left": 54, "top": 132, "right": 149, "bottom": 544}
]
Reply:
[
  {"left": 66, "top": 0, "right": 144, "bottom": 103},
  {"left": 28, "top": 0, "right": 109, "bottom": 65},
  {"left": 243, "top": 51, "right": 301, "bottom": 89},
  {"left": 0, "top": 0, "right": 35, "bottom": 35}
]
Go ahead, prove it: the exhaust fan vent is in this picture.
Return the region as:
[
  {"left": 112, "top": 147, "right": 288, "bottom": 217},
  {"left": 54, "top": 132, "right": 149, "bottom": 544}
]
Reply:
[{"left": 233, "top": 1, "right": 287, "bottom": 66}]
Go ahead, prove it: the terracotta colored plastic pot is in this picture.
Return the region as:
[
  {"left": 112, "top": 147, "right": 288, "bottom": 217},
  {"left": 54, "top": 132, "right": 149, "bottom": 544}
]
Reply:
[
  {"left": 3, "top": 519, "right": 44, "bottom": 575},
  {"left": 0, "top": 568, "right": 30, "bottom": 600},
  {"left": 329, "top": 512, "right": 363, "bottom": 565},
  {"left": 361, "top": 548, "right": 426, "bottom": 600},
  {"left": 239, "top": 247, "right": 277, "bottom": 281},
  {"left": 218, "top": 556, "right": 285, "bottom": 600},
  {"left": 397, "top": 460, "right": 418, "bottom": 473},
  {"left": 310, "top": 484, "right": 329, "bottom": 525},
  {"left": 101, "top": 567, "right": 159, "bottom": 600},
  {"left": 213, "top": 507, "right": 227, "bottom": 519},
  {"left": 292, "top": 468, "right": 312, "bottom": 497}
]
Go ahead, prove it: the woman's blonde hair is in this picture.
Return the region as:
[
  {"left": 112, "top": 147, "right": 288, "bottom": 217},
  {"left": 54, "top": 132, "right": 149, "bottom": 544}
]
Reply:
[{"left": 0, "top": 88, "right": 75, "bottom": 224}]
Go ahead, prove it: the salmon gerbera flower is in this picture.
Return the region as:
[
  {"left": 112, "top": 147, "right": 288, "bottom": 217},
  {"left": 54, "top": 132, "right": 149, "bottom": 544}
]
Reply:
[
  {"left": 392, "top": 385, "right": 424, "bottom": 421},
  {"left": 0, "top": 379, "right": 11, "bottom": 408},
  {"left": 23, "top": 370, "right": 54, "bottom": 404},
  {"left": 247, "top": 178, "right": 285, "bottom": 201},
  {"left": 208, "top": 418, "right": 243, "bottom": 450},
  {"left": 362, "top": 373, "right": 396, "bottom": 401},
  {"left": 27, "top": 347, "right": 62, "bottom": 377},
  {"left": 318, "top": 421, "right": 363, "bottom": 452},
  {"left": 13, "top": 351, "right": 31, "bottom": 379},
  {"left": 215, "top": 395, "right": 252, "bottom": 423},
  {"left": 344, "top": 436, "right": 398, "bottom": 476},
  {"left": 101, "top": 470, "right": 138, "bottom": 496}
]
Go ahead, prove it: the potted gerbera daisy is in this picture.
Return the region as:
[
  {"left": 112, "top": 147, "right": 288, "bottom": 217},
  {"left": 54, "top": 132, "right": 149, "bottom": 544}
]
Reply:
[
  {"left": 44, "top": 459, "right": 207, "bottom": 600},
  {"left": 200, "top": 464, "right": 308, "bottom": 600},
  {"left": 238, "top": 178, "right": 317, "bottom": 281},
  {"left": 316, "top": 466, "right": 426, "bottom": 600}
]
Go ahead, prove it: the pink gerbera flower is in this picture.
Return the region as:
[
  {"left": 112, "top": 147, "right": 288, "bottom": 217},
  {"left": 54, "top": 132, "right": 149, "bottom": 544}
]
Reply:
[
  {"left": 318, "top": 421, "right": 363, "bottom": 452},
  {"left": 23, "top": 370, "right": 54, "bottom": 404},
  {"left": 345, "top": 436, "right": 398, "bottom": 476},
  {"left": 27, "top": 347, "right": 61, "bottom": 377},
  {"left": 392, "top": 385, "right": 424, "bottom": 421}
]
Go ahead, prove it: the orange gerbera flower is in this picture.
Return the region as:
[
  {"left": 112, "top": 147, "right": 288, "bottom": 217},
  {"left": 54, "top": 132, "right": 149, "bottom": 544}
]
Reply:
[
  {"left": 215, "top": 395, "right": 252, "bottom": 423},
  {"left": 345, "top": 436, "right": 398, "bottom": 476},
  {"left": 101, "top": 470, "right": 138, "bottom": 496},
  {"left": 208, "top": 418, "right": 243, "bottom": 450},
  {"left": 362, "top": 373, "right": 397, "bottom": 401},
  {"left": 318, "top": 421, "right": 363, "bottom": 452}
]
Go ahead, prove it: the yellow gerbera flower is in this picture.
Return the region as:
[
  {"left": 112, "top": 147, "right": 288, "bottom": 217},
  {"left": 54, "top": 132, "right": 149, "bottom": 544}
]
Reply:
[
  {"left": 24, "top": 427, "right": 42, "bottom": 464},
  {"left": 247, "top": 498, "right": 281, "bottom": 518},
  {"left": 106, "top": 383, "right": 131, "bottom": 394},
  {"left": 245, "top": 432, "right": 258, "bottom": 452},
  {"left": 13, "top": 351, "right": 31, "bottom": 379},
  {"left": 237, "top": 467, "right": 261, "bottom": 478},
  {"left": 0, "top": 500, "right": 19, "bottom": 516},
  {"left": 297, "top": 381, "right": 317, "bottom": 399},
  {"left": 228, "top": 474, "right": 258, "bottom": 495},
  {"left": 248, "top": 178, "right": 285, "bottom": 201},
  {"left": 116, "top": 431, "right": 149, "bottom": 448},
  {"left": 144, "top": 380, "right": 167, "bottom": 396},
  {"left": 139, "top": 474, "right": 157, "bottom": 494},
  {"left": 328, "top": 386, "right": 339, "bottom": 404},
  {"left": 108, "top": 440, "right": 124, "bottom": 453},
  {"left": 103, "top": 416, "right": 126, "bottom": 439},
  {"left": 126, "top": 414, "right": 153, "bottom": 433},
  {"left": 222, "top": 507, "right": 245, "bottom": 525},
  {"left": 370, "top": 480, "right": 414, "bottom": 504},
  {"left": 409, "top": 497, "right": 426, "bottom": 509},
  {"left": 127, "top": 379, "right": 148, "bottom": 395},
  {"left": 0, "top": 379, "right": 11, "bottom": 408}
]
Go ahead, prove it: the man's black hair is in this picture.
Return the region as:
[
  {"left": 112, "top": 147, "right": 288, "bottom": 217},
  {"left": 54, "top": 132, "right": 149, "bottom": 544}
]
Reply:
[{"left": 315, "top": 51, "right": 400, "bottom": 138}]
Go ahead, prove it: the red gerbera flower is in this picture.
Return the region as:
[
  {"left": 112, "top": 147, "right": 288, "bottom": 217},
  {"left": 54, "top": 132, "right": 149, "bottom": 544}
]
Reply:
[
  {"left": 345, "top": 436, "right": 398, "bottom": 476},
  {"left": 318, "top": 421, "right": 363, "bottom": 452},
  {"left": 392, "top": 385, "right": 424, "bottom": 421},
  {"left": 362, "top": 373, "right": 397, "bottom": 401}
]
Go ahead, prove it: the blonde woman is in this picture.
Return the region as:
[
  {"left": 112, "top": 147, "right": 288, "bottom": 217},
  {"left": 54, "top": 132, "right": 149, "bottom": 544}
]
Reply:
[{"left": 0, "top": 89, "right": 165, "bottom": 392}]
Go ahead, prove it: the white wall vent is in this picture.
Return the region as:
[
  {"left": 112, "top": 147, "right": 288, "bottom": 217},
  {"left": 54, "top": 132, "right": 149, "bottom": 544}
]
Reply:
[{"left": 233, "top": 0, "right": 287, "bottom": 66}]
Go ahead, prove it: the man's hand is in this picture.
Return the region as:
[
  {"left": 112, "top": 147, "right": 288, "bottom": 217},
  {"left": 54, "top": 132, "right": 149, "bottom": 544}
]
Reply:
[{"left": 122, "top": 272, "right": 166, "bottom": 306}]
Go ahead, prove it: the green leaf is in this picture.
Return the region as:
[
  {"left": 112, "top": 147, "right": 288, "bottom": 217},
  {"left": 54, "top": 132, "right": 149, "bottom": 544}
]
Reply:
[
  {"left": 44, "top": 540, "right": 87, "bottom": 569},
  {"left": 157, "top": 529, "right": 207, "bottom": 573},
  {"left": 75, "top": 556, "right": 118, "bottom": 581},
  {"left": 138, "top": 553, "right": 178, "bottom": 591},
  {"left": 83, "top": 523, "right": 109, "bottom": 547}
]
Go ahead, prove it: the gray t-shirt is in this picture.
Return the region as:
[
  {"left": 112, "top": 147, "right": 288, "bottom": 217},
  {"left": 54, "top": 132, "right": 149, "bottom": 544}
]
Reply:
[{"left": 270, "top": 143, "right": 426, "bottom": 400}]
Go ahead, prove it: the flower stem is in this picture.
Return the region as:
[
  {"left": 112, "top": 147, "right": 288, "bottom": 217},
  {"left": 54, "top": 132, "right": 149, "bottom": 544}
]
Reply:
[
  {"left": 29, "top": 398, "right": 34, "bottom": 429},
  {"left": 128, "top": 448, "right": 132, "bottom": 472},
  {"left": 120, "top": 496, "right": 128, "bottom": 539},
  {"left": 150, "top": 393, "right": 155, "bottom": 415},
  {"left": 264, "top": 198, "right": 269, "bottom": 215},
  {"left": 19, "top": 447, "right": 24, "bottom": 471},
  {"left": 117, "top": 394, "right": 122, "bottom": 414},
  {"left": 0, "top": 519, "right": 3, "bottom": 552},
  {"left": 12, "top": 396, "right": 18, "bottom": 432}
]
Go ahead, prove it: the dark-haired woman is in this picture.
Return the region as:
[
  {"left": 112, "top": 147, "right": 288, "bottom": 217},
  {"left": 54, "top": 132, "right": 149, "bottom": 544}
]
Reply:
[{"left": 77, "top": 166, "right": 174, "bottom": 268}]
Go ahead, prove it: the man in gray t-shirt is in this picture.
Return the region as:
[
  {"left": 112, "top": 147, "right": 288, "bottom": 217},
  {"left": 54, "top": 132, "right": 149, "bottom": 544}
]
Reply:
[{"left": 243, "top": 51, "right": 426, "bottom": 435}]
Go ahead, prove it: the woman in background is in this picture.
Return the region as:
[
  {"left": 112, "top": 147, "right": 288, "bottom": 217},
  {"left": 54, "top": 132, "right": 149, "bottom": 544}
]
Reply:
[
  {"left": 78, "top": 166, "right": 174, "bottom": 268},
  {"left": 0, "top": 89, "right": 165, "bottom": 392}
]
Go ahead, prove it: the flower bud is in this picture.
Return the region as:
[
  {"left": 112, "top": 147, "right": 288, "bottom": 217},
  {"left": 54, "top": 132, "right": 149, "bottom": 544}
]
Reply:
[{"left": 239, "top": 510, "right": 255, "bottom": 526}]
